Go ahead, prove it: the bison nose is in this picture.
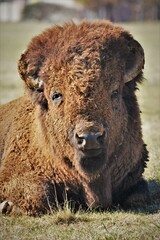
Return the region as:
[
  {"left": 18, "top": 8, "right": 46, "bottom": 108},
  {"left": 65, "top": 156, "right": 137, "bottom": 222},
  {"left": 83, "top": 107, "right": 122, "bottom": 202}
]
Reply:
[{"left": 75, "top": 132, "right": 105, "bottom": 150}]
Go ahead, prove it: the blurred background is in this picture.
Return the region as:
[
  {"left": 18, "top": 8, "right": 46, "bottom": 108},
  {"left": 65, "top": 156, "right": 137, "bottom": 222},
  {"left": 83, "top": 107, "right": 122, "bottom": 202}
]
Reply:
[{"left": 0, "top": 0, "right": 160, "bottom": 23}]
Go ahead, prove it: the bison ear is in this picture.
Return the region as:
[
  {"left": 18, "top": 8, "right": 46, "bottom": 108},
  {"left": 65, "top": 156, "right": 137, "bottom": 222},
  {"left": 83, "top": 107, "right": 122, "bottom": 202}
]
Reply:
[
  {"left": 18, "top": 51, "right": 44, "bottom": 92},
  {"left": 124, "top": 39, "right": 145, "bottom": 83},
  {"left": 18, "top": 51, "right": 48, "bottom": 109}
]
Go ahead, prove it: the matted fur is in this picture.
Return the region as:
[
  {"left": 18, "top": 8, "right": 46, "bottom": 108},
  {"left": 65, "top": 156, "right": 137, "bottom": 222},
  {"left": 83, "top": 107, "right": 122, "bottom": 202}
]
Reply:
[{"left": 0, "top": 20, "right": 149, "bottom": 216}]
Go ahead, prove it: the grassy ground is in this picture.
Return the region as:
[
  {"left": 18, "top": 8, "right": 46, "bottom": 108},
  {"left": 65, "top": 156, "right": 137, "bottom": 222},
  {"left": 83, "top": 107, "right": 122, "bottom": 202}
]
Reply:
[{"left": 0, "top": 21, "right": 160, "bottom": 240}]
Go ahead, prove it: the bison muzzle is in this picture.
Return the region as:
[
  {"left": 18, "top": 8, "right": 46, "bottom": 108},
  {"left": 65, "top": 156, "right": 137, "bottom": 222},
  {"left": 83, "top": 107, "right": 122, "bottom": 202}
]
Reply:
[{"left": 71, "top": 121, "right": 108, "bottom": 174}]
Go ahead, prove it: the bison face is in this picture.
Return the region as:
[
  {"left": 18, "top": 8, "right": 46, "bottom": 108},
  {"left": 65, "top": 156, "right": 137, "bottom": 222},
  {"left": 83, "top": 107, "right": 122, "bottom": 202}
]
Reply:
[{"left": 18, "top": 21, "right": 144, "bottom": 178}]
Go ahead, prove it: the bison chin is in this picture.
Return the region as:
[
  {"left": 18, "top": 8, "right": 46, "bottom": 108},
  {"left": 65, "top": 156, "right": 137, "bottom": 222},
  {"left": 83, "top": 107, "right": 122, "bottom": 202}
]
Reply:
[{"left": 75, "top": 150, "right": 107, "bottom": 176}]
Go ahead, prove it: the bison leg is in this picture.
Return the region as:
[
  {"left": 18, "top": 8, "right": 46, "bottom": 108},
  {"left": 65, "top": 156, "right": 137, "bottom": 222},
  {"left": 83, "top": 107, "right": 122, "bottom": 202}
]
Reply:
[
  {"left": 121, "top": 179, "right": 151, "bottom": 209},
  {"left": 0, "top": 200, "right": 23, "bottom": 216},
  {"left": 83, "top": 171, "right": 112, "bottom": 210},
  {"left": 0, "top": 173, "right": 51, "bottom": 216}
]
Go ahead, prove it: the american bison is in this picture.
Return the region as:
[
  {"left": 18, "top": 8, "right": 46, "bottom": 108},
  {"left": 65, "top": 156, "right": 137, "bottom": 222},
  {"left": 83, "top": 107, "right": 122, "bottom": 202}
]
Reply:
[{"left": 0, "top": 20, "right": 150, "bottom": 216}]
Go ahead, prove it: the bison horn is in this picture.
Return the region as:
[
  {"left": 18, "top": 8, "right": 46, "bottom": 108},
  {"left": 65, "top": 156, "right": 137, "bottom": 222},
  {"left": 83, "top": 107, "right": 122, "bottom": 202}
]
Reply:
[{"left": 124, "top": 39, "right": 145, "bottom": 83}]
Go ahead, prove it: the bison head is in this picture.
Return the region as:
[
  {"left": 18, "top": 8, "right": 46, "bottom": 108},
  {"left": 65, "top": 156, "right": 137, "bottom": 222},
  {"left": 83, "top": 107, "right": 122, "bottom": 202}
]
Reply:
[{"left": 18, "top": 21, "right": 144, "bottom": 179}]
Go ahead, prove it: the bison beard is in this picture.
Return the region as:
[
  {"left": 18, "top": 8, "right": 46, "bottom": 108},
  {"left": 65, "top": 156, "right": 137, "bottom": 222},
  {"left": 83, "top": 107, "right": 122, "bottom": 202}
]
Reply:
[
  {"left": 0, "top": 20, "right": 150, "bottom": 216},
  {"left": 75, "top": 150, "right": 107, "bottom": 175}
]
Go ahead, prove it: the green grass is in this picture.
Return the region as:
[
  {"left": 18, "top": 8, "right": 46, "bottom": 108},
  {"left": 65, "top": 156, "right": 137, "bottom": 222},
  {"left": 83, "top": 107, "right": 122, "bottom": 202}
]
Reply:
[
  {"left": 0, "top": 21, "right": 160, "bottom": 240},
  {"left": 1, "top": 211, "right": 160, "bottom": 240}
]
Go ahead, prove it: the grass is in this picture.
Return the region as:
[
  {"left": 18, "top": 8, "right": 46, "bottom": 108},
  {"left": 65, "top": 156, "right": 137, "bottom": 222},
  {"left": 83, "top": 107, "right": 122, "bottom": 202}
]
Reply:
[
  {"left": 0, "top": 21, "right": 160, "bottom": 239},
  {"left": 1, "top": 211, "right": 160, "bottom": 240}
]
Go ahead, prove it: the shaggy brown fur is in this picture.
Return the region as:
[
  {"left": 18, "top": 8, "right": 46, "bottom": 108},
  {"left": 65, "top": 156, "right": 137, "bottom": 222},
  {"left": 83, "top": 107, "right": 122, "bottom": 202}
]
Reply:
[{"left": 0, "top": 20, "right": 149, "bottom": 216}]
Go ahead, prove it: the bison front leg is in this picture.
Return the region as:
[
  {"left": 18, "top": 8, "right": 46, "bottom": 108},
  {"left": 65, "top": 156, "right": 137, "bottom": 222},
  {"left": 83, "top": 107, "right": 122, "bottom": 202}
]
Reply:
[
  {"left": 0, "top": 200, "right": 23, "bottom": 216},
  {"left": 0, "top": 173, "right": 52, "bottom": 216},
  {"left": 84, "top": 170, "right": 112, "bottom": 210}
]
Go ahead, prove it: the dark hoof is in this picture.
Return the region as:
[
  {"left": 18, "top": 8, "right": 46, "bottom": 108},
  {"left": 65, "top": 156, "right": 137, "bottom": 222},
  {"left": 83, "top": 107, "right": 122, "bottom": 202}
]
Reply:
[{"left": 0, "top": 200, "right": 22, "bottom": 215}]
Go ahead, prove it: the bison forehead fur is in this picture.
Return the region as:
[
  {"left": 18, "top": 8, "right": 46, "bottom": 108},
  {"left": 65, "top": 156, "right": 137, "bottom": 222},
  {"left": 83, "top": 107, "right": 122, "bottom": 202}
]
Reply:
[{"left": 0, "top": 20, "right": 149, "bottom": 216}]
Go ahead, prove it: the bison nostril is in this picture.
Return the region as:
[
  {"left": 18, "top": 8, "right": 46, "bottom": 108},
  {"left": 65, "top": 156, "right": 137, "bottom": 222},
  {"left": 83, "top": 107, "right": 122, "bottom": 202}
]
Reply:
[
  {"left": 97, "top": 136, "right": 103, "bottom": 144},
  {"left": 76, "top": 134, "right": 85, "bottom": 145},
  {"left": 97, "top": 131, "right": 106, "bottom": 144}
]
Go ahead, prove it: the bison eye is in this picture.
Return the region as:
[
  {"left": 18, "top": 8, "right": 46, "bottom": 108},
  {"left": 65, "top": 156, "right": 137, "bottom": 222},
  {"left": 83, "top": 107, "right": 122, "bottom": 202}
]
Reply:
[
  {"left": 111, "top": 89, "right": 120, "bottom": 110},
  {"left": 51, "top": 92, "right": 63, "bottom": 104},
  {"left": 111, "top": 90, "right": 119, "bottom": 100}
]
